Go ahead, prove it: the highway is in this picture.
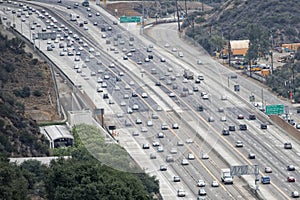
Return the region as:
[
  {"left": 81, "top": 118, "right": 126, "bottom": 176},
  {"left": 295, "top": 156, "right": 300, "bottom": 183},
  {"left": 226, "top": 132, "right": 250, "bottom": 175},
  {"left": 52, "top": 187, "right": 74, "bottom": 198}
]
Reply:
[{"left": 0, "top": 0, "right": 299, "bottom": 199}]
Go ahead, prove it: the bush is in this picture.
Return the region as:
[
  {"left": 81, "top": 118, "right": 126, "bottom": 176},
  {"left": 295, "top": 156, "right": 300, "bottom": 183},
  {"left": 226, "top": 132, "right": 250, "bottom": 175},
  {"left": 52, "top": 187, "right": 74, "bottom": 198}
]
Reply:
[{"left": 33, "top": 90, "right": 42, "bottom": 97}]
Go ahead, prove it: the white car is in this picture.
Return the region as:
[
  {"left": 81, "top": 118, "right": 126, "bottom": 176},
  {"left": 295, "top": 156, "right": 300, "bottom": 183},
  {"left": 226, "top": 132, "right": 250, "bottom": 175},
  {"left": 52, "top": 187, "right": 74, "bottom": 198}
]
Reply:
[
  {"left": 188, "top": 153, "right": 195, "bottom": 160},
  {"left": 181, "top": 159, "right": 189, "bottom": 165},
  {"left": 152, "top": 141, "right": 160, "bottom": 147},
  {"left": 202, "top": 153, "right": 209, "bottom": 159},
  {"left": 147, "top": 120, "right": 153, "bottom": 126},
  {"left": 211, "top": 180, "right": 219, "bottom": 187},
  {"left": 141, "top": 92, "right": 148, "bottom": 98},
  {"left": 197, "top": 179, "right": 206, "bottom": 187},
  {"left": 177, "top": 189, "right": 185, "bottom": 197}
]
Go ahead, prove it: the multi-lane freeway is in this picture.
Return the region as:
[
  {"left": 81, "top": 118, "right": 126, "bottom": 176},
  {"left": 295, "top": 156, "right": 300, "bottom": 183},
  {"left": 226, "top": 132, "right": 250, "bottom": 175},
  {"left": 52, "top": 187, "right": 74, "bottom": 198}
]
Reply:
[{"left": 0, "top": 0, "right": 299, "bottom": 199}]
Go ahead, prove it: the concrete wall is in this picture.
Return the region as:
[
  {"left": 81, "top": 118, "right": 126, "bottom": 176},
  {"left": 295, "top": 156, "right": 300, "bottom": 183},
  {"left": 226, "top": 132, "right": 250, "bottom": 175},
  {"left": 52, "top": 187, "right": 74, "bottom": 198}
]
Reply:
[{"left": 269, "top": 115, "right": 300, "bottom": 141}]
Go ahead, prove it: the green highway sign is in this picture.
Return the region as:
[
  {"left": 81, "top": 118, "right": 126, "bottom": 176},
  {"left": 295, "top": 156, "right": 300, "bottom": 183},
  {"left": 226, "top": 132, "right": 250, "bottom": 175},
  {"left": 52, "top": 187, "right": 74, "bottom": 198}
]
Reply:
[
  {"left": 120, "top": 16, "right": 141, "bottom": 23},
  {"left": 266, "top": 104, "right": 284, "bottom": 115}
]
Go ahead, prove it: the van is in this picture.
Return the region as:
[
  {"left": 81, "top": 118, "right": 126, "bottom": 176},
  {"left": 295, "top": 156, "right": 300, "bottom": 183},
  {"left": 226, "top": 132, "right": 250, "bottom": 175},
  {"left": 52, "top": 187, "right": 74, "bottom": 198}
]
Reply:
[{"left": 261, "top": 176, "right": 270, "bottom": 184}]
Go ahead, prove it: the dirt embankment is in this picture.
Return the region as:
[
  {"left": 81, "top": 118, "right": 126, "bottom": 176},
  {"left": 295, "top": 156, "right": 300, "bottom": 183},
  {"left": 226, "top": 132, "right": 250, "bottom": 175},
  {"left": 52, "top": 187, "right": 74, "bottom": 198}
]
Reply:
[{"left": 0, "top": 26, "right": 60, "bottom": 122}]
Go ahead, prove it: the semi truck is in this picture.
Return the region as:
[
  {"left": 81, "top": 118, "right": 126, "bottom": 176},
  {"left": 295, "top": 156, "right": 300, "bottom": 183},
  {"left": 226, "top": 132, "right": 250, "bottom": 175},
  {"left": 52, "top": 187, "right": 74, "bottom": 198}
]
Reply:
[{"left": 221, "top": 168, "right": 233, "bottom": 184}]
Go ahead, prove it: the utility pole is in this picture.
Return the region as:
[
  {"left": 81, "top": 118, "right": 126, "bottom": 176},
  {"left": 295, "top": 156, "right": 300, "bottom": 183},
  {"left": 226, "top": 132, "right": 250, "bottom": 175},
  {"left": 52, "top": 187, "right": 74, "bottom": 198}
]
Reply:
[
  {"left": 142, "top": 0, "right": 144, "bottom": 34},
  {"left": 175, "top": 0, "right": 180, "bottom": 32},
  {"left": 228, "top": 32, "right": 231, "bottom": 66}
]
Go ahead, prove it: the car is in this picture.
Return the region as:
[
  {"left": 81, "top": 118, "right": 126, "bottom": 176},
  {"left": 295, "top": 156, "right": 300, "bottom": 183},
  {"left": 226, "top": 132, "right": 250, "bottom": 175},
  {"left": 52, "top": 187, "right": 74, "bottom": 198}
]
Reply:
[
  {"left": 177, "top": 141, "right": 184, "bottom": 146},
  {"left": 220, "top": 116, "right": 227, "bottom": 122},
  {"left": 202, "top": 94, "right": 209, "bottom": 100},
  {"left": 237, "top": 114, "right": 244, "bottom": 119},
  {"left": 221, "top": 95, "right": 227, "bottom": 100},
  {"left": 264, "top": 167, "right": 272, "bottom": 173},
  {"left": 157, "top": 132, "right": 165, "bottom": 138},
  {"left": 150, "top": 153, "right": 156, "bottom": 159},
  {"left": 181, "top": 159, "right": 189, "bottom": 165},
  {"left": 132, "top": 104, "right": 139, "bottom": 110},
  {"left": 188, "top": 153, "right": 195, "bottom": 160},
  {"left": 160, "top": 165, "right": 167, "bottom": 171},
  {"left": 160, "top": 57, "right": 166, "bottom": 62},
  {"left": 239, "top": 124, "right": 247, "bottom": 130},
  {"left": 208, "top": 116, "right": 215, "bottom": 122},
  {"left": 287, "top": 165, "right": 296, "bottom": 171},
  {"left": 229, "top": 125, "right": 236, "bottom": 131},
  {"left": 142, "top": 144, "right": 149, "bottom": 149},
  {"left": 186, "top": 138, "right": 194, "bottom": 144},
  {"left": 202, "top": 153, "right": 209, "bottom": 159},
  {"left": 155, "top": 81, "right": 161, "bottom": 86},
  {"left": 248, "top": 153, "right": 255, "bottom": 159},
  {"left": 198, "top": 105, "right": 204, "bottom": 112},
  {"left": 261, "top": 123, "right": 268, "bottom": 129},
  {"left": 152, "top": 141, "right": 160, "bottom": 147},
  {"left": 93, "top": 22, "right": 98, "bottom": 26},
  {"left": 211, "top": 180, "right": 219, "bottom": 187},
  {"left": 174, "top": 176, "right": 181, "bottom": 182},
  {"left": 96, "top": 12, "right": 100, "bottom": 16},
  {"left": 141, "top": 127, "right": 148, "bottom": 132},
  {"left": 287, "top": 176, "right": 296, "bottom": 182},
  {"left": 235, "top": 141, "right": 243, "bottom": 147},
  {"left": 144, "top": 57, "right": 150, "bottom": 62},
  {"left": 141, "top": 92, "right": 148, "bottom": 98},
  {"left": 296, "top": 123, "right": 300, "bottom": 129},
  {"left": 292, "top": 191, "right": 299, "bottom": 198},
  {"left": 169, "top": 92, "right": 175, "bottom": 97},
  {"left": 166, "top": 155, "right": 174, "bottom": 162},
  {"left": 88, "top": 13, "right": 92, "bottom": 17},
  {"left": 177, "top": 189, "right": 185, "bottom": 197},
  {"left": 197, "top": 180, "right": 206, "bottom": 187},
  {"left": 198, "top": 188, "right": 206, "bottom": 196},
  {"left": 161, "top": 123, "right": 168, "bottom": 130},
  {"left": 284, "top": 142, "right": 293, "bottom": 149},
  {"left": 147, "top": 120, "right": 153, "bottom": 126},
  {"left": 157, "top": 146, "right": 164, "bottom": 152},
  {"left": 222, "top": 129, "right": 230, "bottom": 135},
  {"left": 249, "top": 114, "right": 256, "bottom": 120},
  {"left": 170, "top": 148, "right": 178, "bottom": 154},
  {"left": 136, "top": 118, "right": 142, "bottom": 124},
  {"left": 172, "top": 123, "right": 179, "bottom": 129}
]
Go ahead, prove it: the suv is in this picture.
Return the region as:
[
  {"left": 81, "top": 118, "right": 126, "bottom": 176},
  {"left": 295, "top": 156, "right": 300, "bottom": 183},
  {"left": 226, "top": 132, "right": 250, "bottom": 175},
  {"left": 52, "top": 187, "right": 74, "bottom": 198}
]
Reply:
[
  {"left": 229, "top": 125, "right": 236, "bottom": 131},
  {"left": 249, "top": 114, "right": 256, "bottom": 120},
  {"left": 284, "top": 142, "right": 292, "bottom": 149}
]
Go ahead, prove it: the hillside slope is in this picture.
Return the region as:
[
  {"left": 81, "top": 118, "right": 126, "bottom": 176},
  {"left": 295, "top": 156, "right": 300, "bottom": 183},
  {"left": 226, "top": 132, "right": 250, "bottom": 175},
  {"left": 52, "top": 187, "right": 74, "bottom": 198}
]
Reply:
[{"left": 205, "top": 0, "right": 300, "bottom": 44}]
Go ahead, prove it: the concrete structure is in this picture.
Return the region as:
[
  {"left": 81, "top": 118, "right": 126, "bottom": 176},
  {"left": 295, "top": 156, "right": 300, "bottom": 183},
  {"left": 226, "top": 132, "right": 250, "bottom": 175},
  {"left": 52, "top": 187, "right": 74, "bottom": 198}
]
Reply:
[
  {"left": 223, "top": 40, "right": 249, "bottom": 57},
  {"left": 40, "top": 125, "right": 73, "bottom": 148},
  {"left": 281, "top": 43, "right": 300, "bottom": 52}
]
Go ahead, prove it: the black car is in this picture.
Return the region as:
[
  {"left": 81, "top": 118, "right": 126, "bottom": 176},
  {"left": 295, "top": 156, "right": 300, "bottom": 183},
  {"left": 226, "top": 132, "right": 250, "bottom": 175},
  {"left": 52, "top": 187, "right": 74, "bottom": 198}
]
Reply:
[
  {"left": 239, "top": 124, "right": 247, "bottom": 130},
  {"left": 229, "top": 125, "right": 236, "bottom": 131},
  {"left": 260, "top": 123, "right": 267, "bottom": 129},
  {"left": 222, "top": 129, "right": 230, "bottom": 135},
  {"left": 249, "top": 114, "right": 256, "bottom": 120},
  {"left": 103, "top": 94, "right": 109, "bottom": 99},
  {"left": 155, "top": 81, "right": 161, "bottom": 86},
  {"left": 198, "top": 105, "right": 204, "bottom": 112}
]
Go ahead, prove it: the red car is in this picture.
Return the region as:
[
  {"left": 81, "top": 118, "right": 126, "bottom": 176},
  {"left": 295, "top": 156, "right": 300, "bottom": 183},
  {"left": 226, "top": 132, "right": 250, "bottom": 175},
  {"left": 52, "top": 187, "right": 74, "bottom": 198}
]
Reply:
[
  {"left": 237, "top": 114, "right": 244, "bottom": 119},
  {"left": 287, "top": 176, "right": 296, "bottom": 182}
]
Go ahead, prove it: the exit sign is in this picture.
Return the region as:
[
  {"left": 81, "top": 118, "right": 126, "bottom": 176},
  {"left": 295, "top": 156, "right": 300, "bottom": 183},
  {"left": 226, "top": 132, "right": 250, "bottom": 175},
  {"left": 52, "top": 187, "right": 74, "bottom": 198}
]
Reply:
[
  {"left": 266, "top": 104, "right": 284, "bottom": 115},
  {"left": 120, "top": 16, "right": 141, "bottom": 23}
]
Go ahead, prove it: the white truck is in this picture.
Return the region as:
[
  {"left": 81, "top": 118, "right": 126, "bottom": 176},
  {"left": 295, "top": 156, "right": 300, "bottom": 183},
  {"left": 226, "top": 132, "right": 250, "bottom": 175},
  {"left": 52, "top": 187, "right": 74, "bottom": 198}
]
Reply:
[{"left": 221, "top": 168, "right": 233, "bottom": 184}]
